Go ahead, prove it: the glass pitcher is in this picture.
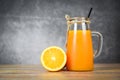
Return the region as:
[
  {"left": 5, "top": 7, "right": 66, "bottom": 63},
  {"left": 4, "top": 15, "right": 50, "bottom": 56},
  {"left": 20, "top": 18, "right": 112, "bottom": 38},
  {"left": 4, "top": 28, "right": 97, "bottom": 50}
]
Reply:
[{"left": 65, "top": 15, "right": 103, "bottom": 71}]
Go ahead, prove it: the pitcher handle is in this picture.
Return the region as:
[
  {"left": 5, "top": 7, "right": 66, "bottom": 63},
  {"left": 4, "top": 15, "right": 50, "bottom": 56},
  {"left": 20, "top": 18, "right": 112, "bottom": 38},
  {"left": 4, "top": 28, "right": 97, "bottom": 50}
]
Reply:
[{"left": 92, "top": 31, "right": 103, "bottom": 58}]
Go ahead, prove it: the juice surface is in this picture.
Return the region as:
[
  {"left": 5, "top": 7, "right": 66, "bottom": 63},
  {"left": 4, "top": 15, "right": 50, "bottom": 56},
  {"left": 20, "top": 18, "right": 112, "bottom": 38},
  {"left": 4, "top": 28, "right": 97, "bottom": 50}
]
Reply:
[{"left": 66, "top": 30, "right": 94, "bottom": 71}]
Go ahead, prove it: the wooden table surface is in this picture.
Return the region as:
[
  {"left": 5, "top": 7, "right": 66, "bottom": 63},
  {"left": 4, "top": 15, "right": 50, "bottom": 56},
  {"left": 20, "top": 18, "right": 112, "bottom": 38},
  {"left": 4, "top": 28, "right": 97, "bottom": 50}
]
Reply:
[{"left": 0, "top": 64, "right": 119, "bottom": 80}]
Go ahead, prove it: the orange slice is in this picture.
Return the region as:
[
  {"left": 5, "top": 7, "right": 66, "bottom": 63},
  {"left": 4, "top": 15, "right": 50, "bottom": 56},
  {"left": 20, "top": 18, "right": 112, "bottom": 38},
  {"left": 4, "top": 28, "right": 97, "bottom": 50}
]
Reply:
[{"left": 40, "top": 46, "right": 67, "bottom": 71}]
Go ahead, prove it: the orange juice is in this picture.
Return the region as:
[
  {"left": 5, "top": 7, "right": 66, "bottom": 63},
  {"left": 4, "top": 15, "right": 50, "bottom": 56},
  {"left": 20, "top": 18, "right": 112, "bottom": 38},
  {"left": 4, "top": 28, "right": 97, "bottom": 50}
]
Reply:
[{"left": 66, "top": 30, "right": 94, "bottom": 71}]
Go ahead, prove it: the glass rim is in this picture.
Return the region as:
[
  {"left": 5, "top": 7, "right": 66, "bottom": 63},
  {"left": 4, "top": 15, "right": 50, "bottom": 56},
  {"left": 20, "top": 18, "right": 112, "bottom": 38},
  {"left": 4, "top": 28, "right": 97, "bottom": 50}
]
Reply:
[{"left": 66, "top": 17, "right": 90, "bottom": 24}]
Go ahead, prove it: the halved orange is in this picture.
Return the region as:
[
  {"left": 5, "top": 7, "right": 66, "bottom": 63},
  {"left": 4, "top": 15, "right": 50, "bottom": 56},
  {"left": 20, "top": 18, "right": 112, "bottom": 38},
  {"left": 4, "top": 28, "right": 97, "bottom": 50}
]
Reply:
[{"left": 40, "top": 46, "right": 67, "bottom": 71}]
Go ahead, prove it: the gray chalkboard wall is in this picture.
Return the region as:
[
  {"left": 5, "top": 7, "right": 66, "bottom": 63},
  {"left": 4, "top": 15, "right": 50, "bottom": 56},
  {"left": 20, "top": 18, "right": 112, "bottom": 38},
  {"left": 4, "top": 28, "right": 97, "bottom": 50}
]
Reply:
[{"left": 0, "top": 0, "right": 120, "bottom": 64}]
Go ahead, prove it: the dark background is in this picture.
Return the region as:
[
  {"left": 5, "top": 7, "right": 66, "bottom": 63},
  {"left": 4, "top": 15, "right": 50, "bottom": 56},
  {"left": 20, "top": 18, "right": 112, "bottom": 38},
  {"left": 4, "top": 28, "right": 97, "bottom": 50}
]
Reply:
[{"left": 0, "top": 0, "right": 120, "bottom": 64}]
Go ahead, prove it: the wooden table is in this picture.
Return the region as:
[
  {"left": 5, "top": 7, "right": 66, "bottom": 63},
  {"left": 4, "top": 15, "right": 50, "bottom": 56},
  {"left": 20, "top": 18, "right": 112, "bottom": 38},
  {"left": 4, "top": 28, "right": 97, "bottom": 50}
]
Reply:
[{"left": 0, "top": 64, "right": 119, "bottom": 80}]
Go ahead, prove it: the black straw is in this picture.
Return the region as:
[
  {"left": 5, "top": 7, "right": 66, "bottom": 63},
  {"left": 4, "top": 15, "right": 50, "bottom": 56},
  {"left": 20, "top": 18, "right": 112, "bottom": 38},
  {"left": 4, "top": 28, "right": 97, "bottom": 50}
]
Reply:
[{"left": 87, "top": 8, "right": 93, "bottom": 18}]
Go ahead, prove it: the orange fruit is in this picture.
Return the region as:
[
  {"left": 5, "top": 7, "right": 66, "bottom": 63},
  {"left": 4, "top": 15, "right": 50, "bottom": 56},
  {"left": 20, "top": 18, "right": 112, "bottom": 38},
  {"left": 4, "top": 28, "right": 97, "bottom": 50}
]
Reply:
[{"left": 40, "top": 46, "right": 67, "bottom": 71}]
